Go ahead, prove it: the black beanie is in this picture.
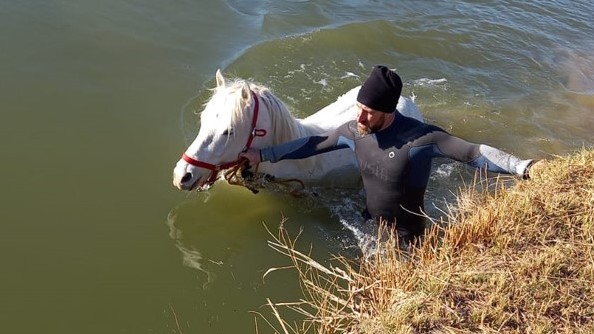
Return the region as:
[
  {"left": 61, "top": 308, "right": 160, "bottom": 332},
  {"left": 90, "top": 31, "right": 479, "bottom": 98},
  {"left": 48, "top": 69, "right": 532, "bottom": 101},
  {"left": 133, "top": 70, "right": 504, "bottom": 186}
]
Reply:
[{"left": 356, "top": 65, "right": 402, "bottom": 113}]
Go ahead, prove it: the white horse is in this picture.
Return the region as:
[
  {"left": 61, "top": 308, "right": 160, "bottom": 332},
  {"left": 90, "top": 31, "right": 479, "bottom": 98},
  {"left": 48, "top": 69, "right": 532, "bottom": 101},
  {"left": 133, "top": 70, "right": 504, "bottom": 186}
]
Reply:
[{"left": 173, "top": 70, "right": 423, "bottom": 191}]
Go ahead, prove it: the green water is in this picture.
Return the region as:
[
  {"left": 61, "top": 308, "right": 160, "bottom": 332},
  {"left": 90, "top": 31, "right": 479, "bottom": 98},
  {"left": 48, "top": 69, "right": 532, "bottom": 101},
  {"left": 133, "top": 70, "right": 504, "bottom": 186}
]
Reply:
[{"left": 1, "top": 0, "right": 593, "bottom": 333}]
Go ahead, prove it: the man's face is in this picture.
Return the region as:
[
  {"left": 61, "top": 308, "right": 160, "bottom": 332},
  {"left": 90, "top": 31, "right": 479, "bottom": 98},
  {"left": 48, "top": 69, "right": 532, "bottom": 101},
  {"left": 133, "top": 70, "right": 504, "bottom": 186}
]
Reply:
[{"left": 356, "top": 102, "right": 388, "bottom": 135}]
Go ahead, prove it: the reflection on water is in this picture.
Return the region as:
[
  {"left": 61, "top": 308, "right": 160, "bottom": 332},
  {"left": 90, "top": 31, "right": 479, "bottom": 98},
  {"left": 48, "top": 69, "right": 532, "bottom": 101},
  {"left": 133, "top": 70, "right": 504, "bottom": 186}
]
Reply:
[
  {"left": 166, "top": 206, "right": 219, "bottom": 289},
  {"left": 165, "top": 186, "right": 278, "bottom": 288}
]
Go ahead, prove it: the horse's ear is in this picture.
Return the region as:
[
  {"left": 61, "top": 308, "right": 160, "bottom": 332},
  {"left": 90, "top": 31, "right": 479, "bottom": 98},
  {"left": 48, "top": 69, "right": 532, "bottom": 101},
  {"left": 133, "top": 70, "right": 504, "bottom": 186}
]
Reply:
[
  {"left": 241, "top": 81, "right": 251, "bottom": 100},
  {"left": 215, "top": 69, "right": 225, "bottom": 88}
]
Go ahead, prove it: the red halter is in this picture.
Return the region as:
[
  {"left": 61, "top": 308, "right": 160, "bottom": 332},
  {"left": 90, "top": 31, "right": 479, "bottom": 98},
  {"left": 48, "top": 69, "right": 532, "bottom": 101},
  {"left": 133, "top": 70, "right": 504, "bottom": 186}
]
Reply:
[{"left": 181, "top": 91, "right": 267, "bottom": 186}]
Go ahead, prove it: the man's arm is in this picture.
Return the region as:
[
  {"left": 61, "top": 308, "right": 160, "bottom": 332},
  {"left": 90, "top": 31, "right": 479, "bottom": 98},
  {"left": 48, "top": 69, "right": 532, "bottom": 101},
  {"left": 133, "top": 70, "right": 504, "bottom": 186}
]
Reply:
[
  {"left": 240, "top": 123, "right": 355, "bottom": 165},
  {"left": 472, "top": 144, "right": 533, "bottom": 178},
  {"left": 432, "top": 131, "right": 534, "bottom": 178}
]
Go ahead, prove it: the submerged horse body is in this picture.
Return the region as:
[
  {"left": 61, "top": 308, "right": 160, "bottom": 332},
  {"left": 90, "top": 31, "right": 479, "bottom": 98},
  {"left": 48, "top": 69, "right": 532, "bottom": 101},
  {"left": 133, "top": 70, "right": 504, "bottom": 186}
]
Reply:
[{"left": 172, "top": 70, "right": 423, "bottom": 191}]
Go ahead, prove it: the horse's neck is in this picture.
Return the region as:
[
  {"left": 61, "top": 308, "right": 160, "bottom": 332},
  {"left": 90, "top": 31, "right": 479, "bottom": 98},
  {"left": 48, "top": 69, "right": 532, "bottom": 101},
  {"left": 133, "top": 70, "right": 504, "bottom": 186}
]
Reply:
[
  {"left": 268, "top": 109, "right": 337, "bottom": 144},
  {"left": 258, "top": 92, "right": 324, "bottom": 144},
  {"left": 254, "top": 87, "right": 357, "bottom": 155},
  {"left": 252, "top": 94, "right": 332, "bottom": 178},
  {"left": 290, "top": 121, "right": 322, "bottom": 138}
]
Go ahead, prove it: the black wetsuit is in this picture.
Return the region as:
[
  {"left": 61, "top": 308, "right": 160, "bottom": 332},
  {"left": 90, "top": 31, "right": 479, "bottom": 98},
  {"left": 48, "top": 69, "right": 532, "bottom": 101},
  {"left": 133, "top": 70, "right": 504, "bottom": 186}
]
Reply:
[{"left": 261, "top": 112, "right": 532, "bottom": 237}]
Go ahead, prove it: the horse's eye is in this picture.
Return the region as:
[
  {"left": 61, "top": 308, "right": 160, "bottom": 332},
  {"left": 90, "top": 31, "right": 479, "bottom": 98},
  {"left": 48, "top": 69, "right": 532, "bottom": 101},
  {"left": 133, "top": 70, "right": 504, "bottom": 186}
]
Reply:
[{"left": 222, "top": 128, "right": 234, "bottom": 136}]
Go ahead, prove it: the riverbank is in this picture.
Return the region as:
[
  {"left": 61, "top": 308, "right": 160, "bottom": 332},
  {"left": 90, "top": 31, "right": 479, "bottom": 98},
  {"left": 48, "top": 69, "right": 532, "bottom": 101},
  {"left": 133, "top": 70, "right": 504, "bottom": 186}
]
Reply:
[{"left": 262, "top": 147, "right": 594, "bottom": 333}]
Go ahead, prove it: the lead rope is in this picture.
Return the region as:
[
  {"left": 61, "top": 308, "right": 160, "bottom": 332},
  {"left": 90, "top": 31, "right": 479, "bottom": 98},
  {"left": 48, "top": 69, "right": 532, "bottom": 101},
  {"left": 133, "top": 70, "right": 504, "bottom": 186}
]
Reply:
[{"left": 223, "top": 160, "right": 306, "bottom": 196}]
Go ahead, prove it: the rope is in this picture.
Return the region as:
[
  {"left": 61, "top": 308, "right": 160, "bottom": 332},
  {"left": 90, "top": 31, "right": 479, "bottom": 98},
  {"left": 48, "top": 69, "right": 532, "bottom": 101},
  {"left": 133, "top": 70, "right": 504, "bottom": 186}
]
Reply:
[{"left": 223, "top": 159, "right": 306, "bottom": 196}]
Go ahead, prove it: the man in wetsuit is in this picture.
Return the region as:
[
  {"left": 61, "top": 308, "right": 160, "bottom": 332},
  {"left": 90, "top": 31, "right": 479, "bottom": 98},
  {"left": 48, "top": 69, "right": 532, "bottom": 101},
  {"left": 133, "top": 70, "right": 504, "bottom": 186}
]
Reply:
[{"left": 240, "top": 65, "right": 537, "bottom": 241}]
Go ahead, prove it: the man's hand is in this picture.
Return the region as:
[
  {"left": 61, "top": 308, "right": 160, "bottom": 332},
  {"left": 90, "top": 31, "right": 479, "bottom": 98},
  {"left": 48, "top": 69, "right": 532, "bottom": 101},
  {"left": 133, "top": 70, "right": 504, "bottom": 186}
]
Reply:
[{"left": 239, "top": 149, "right": 262, "bottom": 166}]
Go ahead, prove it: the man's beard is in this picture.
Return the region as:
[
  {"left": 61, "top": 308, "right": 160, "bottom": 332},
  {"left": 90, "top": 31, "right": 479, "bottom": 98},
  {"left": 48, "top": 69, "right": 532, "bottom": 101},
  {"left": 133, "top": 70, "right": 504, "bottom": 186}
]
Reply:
[
  {"left": 357, "top": 118, "right": 384, "bottom": 135},
  {"left": 357, "top": 123, "right": 371, "bottom": 135}
]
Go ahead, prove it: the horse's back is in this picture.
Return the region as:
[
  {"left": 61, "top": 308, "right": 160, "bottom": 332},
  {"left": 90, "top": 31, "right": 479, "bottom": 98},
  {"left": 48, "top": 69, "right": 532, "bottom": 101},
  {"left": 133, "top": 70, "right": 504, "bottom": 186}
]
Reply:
[
  {"left": 301, "top": 86, "right": 360, "bottom": 132},
  {"left": 397, "top": 94, "right": 423, "bottom": 122},
  {"left": 302, "top": 86, "right": 423, "bottom": 133}
]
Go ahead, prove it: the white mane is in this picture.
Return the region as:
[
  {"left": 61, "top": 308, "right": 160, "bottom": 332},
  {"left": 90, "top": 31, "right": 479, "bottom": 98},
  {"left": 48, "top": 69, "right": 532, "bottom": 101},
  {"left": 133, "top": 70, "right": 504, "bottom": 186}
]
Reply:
[{"left": 208, "top": 80, "right": 308, "bottom": 143}]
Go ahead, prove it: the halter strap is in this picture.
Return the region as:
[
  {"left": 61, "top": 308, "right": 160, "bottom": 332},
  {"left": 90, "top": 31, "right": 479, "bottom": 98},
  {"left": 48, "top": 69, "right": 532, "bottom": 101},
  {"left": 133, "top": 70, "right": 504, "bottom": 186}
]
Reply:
[
  {"left": 242, "top": 91, "right": 264, "bottom": 151},
  {"left": 181, "top": 90, "right": 266, "bottom": 184},
  {"left": 181, "top": 154, "right": 238, "bottom": 172}
]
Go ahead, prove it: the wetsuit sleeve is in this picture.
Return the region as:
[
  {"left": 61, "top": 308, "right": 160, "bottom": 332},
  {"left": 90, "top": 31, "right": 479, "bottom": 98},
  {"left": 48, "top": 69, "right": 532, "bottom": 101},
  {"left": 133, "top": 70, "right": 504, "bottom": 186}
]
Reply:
[
  {"left": 433, "top": 131, "right": 533, "bottom": 177},
  {"left": 260, "top": 123, "right": 355, "bottom": 163}
]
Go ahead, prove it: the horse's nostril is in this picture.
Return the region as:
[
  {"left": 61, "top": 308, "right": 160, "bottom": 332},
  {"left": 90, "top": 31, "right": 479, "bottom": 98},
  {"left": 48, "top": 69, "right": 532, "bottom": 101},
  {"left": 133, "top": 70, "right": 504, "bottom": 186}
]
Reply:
[{"left": 181, "top": 173, "right": 193, "bottom": 183}]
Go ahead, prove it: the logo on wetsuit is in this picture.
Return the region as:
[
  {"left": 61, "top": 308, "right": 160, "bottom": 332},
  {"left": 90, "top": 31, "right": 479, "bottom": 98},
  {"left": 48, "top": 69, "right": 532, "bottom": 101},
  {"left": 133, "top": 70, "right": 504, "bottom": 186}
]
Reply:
[{"left": 360, "top": 161, "right": 389, "bottom": 181}]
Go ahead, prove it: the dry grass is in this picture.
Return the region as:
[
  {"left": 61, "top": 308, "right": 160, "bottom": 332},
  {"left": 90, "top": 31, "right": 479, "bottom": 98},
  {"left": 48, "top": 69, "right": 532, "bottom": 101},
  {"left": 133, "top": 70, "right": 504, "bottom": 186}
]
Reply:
[{"left": 257, "top": 147, "right": 594, "bottom": 333}]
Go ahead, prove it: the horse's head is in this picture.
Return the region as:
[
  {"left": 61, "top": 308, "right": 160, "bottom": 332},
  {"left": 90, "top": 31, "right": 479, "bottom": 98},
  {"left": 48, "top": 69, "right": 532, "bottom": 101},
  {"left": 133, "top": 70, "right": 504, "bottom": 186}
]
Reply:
[{"left": 173, "top": 70, "right": 269, "bottom": 191}]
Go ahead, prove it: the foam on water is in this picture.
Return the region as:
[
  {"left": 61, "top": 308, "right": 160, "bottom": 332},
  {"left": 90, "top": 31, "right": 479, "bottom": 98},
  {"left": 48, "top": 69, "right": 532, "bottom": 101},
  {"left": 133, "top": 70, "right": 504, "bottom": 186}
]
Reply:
[
  {"left": 414, "top": 78, "right": 448, "bottom": 86},
  {"left": 305, "top": 186, "right": 408, "bottom": 256}
]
